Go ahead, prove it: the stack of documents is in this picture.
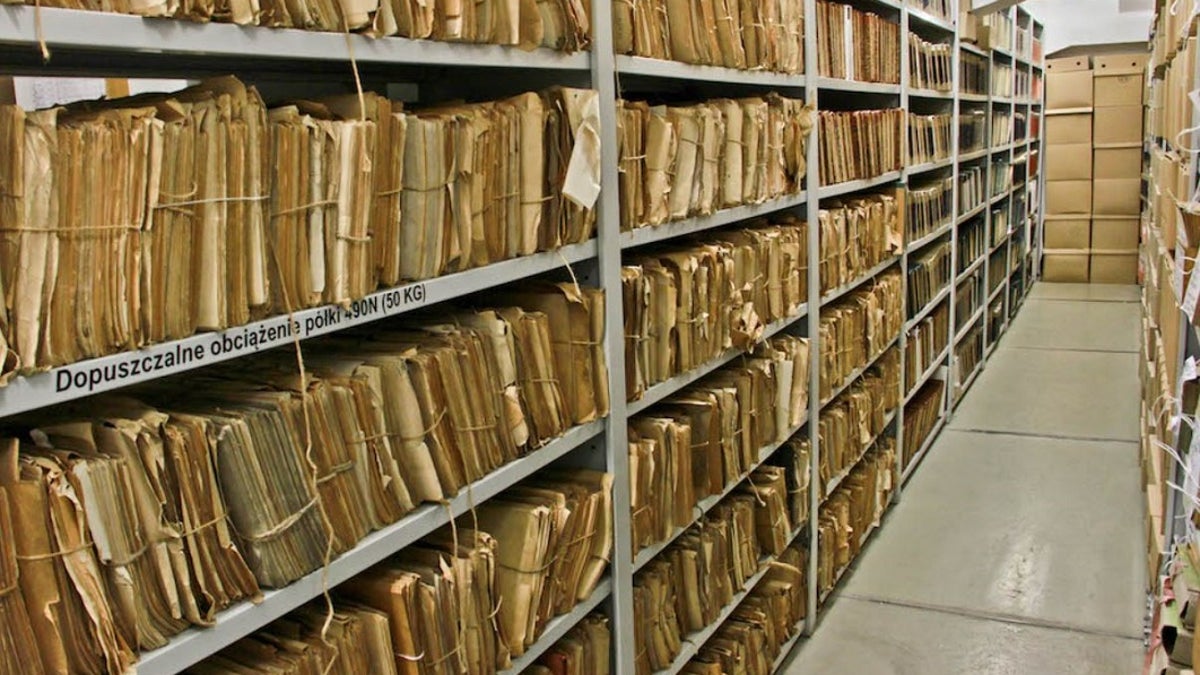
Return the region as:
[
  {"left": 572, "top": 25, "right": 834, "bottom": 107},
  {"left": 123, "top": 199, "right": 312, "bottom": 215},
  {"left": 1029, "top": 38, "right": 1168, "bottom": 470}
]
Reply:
[
  {"left": 527, "top": 613, "right": 611, "bottom": 675},
  {"left": 3, "top": 0, "right": 592, "bottom": 49},
  {"left": 633, "top": 497, "right": 762, "bottom": 674},
  {"left": 0, "top": 293, "right": 607, "bottom": 668},
  {"left": 906, "top": 242, "right": 951, "bottom": 315},
  {"left": 628, "top": 334, "right": 809, "bottom": 553},
  {"left": 475, "top": 470, "right": 613, "bottom": 657},
  {"left": 904, "top": 299, "right": 949, "bottom": 390},
  {"left": 817, "top": 270, "right": 903, "bottom": 400},
  {"left": 816, "top": 1, "right": 900, "bottom": 83},
  {"left": 622, "top": 219, "right": 807, "bottom": 400},
  {"left": 817, "top": 191, "right": 902, "bottom": 294},
  {"left": 903, "top": 379, "right": 944, "bottom": 465},
  {"left": 0, "top": 82, "right": 599, "bottom": 377},
  {"left": 340, "top": 526, "right": 509, "bottom": 675},
  {"left": 909, "top": 34, "right": 953, "bottom": 92},
  {"left": 818, "top": 108, "right": 904, "bottom": 186},
  {"left": 771, "top": 438, "right": 811, "bottom": 529},
  {"left": 907, "top": 112, "right": 953, "bottom": 165},
  {"left": 685, "top": 548, "right": 807, "bottom": 675},
  {"left": 614, "top": 0, "right": 805, "bottom": 74},
  {"left": 817, "top": 438, "right": 895, "bottom": 596},
  {"left": 817, "top": 346, "right": 900, "bottom": 497},
  {"left": 617, "top": 97, "right": 813, "bottom": 232},
  {"left": 906, "top": 177, "right": 954, "bottom": 243}
]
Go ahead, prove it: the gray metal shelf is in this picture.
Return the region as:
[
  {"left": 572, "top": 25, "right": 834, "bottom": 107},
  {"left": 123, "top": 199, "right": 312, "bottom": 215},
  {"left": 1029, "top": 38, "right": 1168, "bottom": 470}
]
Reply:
[
  {"left": 906, "top": 221, "right": 953, "bottom": 253},
  {"left": 615, "top": 55, "right": 807, "bottom": 87},
  {"left": 958, "top": 148, "right": 989, "bottom": 163},
  {"left": 817, "top": 171, "right": 904, "bottom": 200},
  {"left": 0, "top": 239, "right": 598, "bottom": 420},
  {"left": 910, "top": 87, "right": 955, "bottom": 99},
  {"left": 958, "top": 254, "right": 986, "bottom": 282},
  {"left": 907, "top": 7, "right": 955, "bottom": 33},
  {"left": 820, "top": 257, "right": 902, "bottom": 306},
  {"left": 0, "top": 6, "right": 589, "bottom": 70},
  {"left": 904, "top": 346, "right": 950, "bottom": 404},
  {"left": 960, "top": 42, "right": 987, "bottom": 57},
  {"left": 906, "top": 286, "right": 952, "bottom": 330},
  {"left": 816, "top": 77, "right": 902, "bottom": 95},
  {"left": 906, "top": 156, "right": 955, "bottom": 176},
  {"left": 620, "top": 192, "right": 809, "bottom": 250},
  {"left": 988, "top": 280, "right": 1007, "bottom": 304},
  {"left": 958, "top": 202, "right": 988, "bottom": 224},
  {"left": 955, "top": 305, "right": 985, "bottom": 343}
]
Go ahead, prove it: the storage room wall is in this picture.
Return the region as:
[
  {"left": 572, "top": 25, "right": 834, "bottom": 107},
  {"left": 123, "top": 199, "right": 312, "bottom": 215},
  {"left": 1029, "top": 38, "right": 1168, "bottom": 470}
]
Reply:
[{"left": 999, "top": 0, "right": 1153, "bottom": 52}]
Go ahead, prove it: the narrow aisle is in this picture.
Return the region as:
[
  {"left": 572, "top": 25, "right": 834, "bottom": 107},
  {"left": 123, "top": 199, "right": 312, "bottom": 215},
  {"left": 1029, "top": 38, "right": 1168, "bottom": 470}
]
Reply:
[{"left": 785, "top": 282, "right": 1146, "bottom": 674}]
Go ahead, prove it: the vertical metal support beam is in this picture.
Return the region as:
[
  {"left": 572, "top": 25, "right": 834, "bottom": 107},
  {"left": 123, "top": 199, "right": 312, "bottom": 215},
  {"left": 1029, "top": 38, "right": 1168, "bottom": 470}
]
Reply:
[
  {"left": 1036, "top": 46, "right": 1046, "bottom": 282},
  {"left": 1033, "top": 20, "right": 1047, "bottom": 280},
  {"left": 982, "top": 46, "right": 996, "bottom": 351},
  {"left": 946, "top": 0, "right": 962, "bottom": 425},
  {"left": 804, "top": 0, "right": 822, "bottom": 637},
  {"left": 588, "top": 6, "right": 636, "bottom": 673},
  {"left": 895, "top": 1, "right": 912, "bottom": 503},
  {"left": 951, "top": 39, "right": 976, "bottom": 403}
]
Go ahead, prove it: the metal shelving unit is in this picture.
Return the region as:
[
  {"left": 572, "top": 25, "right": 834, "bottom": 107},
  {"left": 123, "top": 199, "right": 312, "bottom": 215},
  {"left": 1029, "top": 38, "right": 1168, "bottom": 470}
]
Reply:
[
  {"left": 0, "top": 1, "right": 1045, "bottom": 672},
  {"left": 619, "top": 193, "right": 809, "bottom": 249},
  {"left": 1148, "top": 1, "right": 1200, "bottom": 615}
]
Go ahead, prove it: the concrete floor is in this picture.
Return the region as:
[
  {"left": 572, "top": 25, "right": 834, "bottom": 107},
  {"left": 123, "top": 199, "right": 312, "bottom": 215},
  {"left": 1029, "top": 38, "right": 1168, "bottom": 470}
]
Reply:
[{"left": 784, "top": 283, "right": 1146, "bottom": 674}]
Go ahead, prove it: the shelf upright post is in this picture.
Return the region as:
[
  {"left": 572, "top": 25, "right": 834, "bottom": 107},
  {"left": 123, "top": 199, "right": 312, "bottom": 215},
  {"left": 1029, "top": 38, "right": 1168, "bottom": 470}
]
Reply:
[
  {"left": 948, "top": 0, "right": 962, "bottom": 422},
  {"left": 1034, "top": 20, "right": 1046, "bottom": 280},
  {"left": 1035, "top": 30, "right": 1046, "bottom": 285},
  {"left": 950, "top": 27, "right": 976, "bottom": 407},
  {"left": 1011, "top": 12, "right": 1018, "bottom": 299},
  {"left": 588, "top": 5, "right": 636, "bottom": 672},
  {"left": 804, "top": 0, "right": 822, "bottom": 636},
  {"left": 1002, "top": 24, "right": 1010, "bottom": 327},
  {"left": 982, "top": 30, "right": 996, "bottom": 353},
  {"left": 896, "top": 0, "right": 912, "bottom": 501}
]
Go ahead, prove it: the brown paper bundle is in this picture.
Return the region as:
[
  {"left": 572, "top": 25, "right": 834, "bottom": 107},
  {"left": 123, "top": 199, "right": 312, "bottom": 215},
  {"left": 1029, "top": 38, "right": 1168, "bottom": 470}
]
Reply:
[
  {"left": 44, "top": 106, "right": 151, "bottom": 367},
  {"left": 0, "top": 440, "right": 136, "bottom": 675},
  {"left": 533, "top": 613, "right": 610, "bottom": 675},
  {"left": 0, "top": 107, "right": 56, "bottom": 374},
  {"left": 268, "top": 101, "right": 375, "bottom": 311},
  {"left": 0, "top": 483, "right": 47, "bottom": 675}
]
